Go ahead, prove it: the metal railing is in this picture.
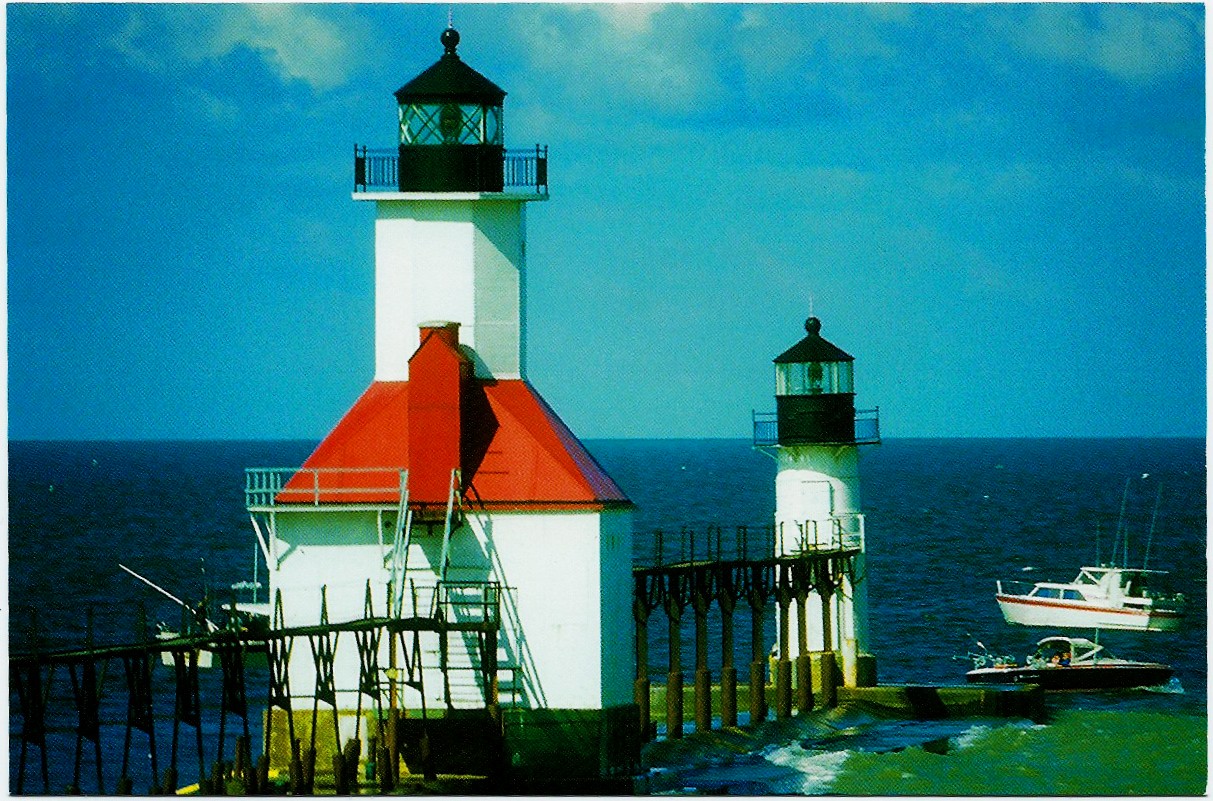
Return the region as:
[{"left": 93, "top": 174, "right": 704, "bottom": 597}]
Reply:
[
  {"left": 245, "top": 467, "right": 406, "bottom": 508},
  {"left": 752, "top": 412, "right": 778, "bottom": 446},
  {"left": 776, "top": 513, "right": 865, "bottom": 555},
  {"left": 638, "top": 524, "right": 776, "bottom": 569},
  {"left": 854, "top": 407, "right": 881, "bottom": 444},
  {"left": 751, "top": 406, "right": 882, "bottom": 447},
  {"left": 432, "top": 581, "right": 500, "bottom": 627},
  {"left": 353, "top": 145, "right": 548, "bottom": 194}
]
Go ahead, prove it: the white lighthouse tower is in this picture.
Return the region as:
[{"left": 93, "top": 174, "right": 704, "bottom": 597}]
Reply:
[
  {"left": 762, "top": 315, "right": 879, "bottom": 687},
  {"left": 247, "top": 28, "right": 636, "bottom": 782}
]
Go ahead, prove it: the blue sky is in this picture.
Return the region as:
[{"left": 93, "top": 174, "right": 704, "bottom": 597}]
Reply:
[{"left": 7, "top": 4, "right": 1206, "bottom": 439}]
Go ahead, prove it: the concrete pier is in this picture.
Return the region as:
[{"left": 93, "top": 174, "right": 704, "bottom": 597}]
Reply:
[{"left": 648, "top": 680, "right": 1045, "bottom": 728}]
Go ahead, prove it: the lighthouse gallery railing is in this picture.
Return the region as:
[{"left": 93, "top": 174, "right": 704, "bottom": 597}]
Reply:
[
  {"left": 751, "top": 407, "right": 881, "bottom": 447},
  {"left": 353, "top": 145, "right": 548, "bottom": 194}
]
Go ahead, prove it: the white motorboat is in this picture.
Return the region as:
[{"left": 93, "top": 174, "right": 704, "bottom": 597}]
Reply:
[
  {"left": 996, "top": 566, "right": 1186, "bottom": 632},
  {"left": 965, "top": 635, "right": 1173, "bottom": 690},
  {"left": 995, "top": 475, "right": 1186, "bottom": 633}
]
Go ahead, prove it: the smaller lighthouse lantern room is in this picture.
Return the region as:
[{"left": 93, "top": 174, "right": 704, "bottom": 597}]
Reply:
[
  {"left": 760, "top": 315, "right": 879, "bottom": 688},
  {"left": 775, "top": 316, "right": 857, "bottom": 445}
]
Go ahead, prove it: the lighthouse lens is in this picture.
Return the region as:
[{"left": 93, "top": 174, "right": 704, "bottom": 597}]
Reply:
[{"left": 440, "top": 104, "right": 463, "bottom": 143}]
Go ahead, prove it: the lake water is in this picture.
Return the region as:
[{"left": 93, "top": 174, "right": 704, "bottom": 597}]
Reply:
[{"left": 8, "top": 437, "right": 1207, "bottom": 794}]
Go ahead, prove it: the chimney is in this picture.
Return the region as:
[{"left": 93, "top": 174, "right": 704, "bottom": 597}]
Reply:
[{"left": 408, "top": 322, "right": 468, "bottom": 506}]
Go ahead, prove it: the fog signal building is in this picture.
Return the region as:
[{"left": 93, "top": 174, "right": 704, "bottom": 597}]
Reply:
[{"left": 246, "top": 28, "right": 635, "bottom": 781}]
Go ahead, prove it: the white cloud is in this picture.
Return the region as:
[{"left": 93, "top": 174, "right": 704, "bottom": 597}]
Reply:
[
  {"left": 107, "top": 6, "right": 355, "bottom": 91},
  {"left": 511, "top": 6, "right": 726, "bottom": 117},
  {"left": 212, "top": 6, "right": 352, "bottom": 90},
  {"left": 1015, "top": 5, "right": 1201, "bottom": 83}
]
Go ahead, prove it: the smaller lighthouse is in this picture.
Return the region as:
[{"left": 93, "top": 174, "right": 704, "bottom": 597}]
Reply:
[{"left": 757, "top": 315, "right": 880, "bottom": 687}]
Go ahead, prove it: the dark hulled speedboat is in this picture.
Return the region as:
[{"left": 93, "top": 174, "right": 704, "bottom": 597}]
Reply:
[{"left": 965, "top": 635, "right": 1173, "bottom": 690}]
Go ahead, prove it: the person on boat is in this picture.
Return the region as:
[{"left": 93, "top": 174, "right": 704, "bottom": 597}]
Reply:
[{"left": 1060, "top": 651, "right": 1071, "bottom": 666}]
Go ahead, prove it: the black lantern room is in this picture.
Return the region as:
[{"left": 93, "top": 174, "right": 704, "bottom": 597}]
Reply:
[
  {"left": 394, "top": 28, "right": 506, "bottom": 192},
  {"left": 773, "top": 317, "right": 856, "bottom": 445}
]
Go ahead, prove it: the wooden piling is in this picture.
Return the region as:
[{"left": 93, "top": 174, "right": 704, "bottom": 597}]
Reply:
[
  {"left": 420, "top": 728, "right": 435, "bottom": 781},
  {"left": 635, "top": 603, "right": 651, "bottom": 741},
  {"left": 387, "top": 710, "right": 400, "bottom": 785},
  {"left": 666, "top": 602, "right": 684, "bottom": 739},
  {"left": 748, "top": 661, "right": 765, "bottom": 725},
  {"left": 719, "top": 594, "right": 737, "bottom": 728},
  {"left": 775, "top": 659, "right": 792, "bottom": 719},
  {"left": 289, "top": 737, "right": 304, "bottom": 794},
  {"left": 693, "top": 586, "right": 712, "bottom": 733},
  {"left": 775, "top": 568, "right": 794, "bottom": 719},
  {"left": 666, "top": 671, "right": 684, "bottom": 739},
  {"left": 333, "top": 750, "right": 348, "bottom": 795},
  {"left": 820, "top": 572, "right": 835, "bottom": 652},
  {"left": 694, "top": 669, "right": 712, "bottom": 732},
  {"left": 748, "top": 594, "right": 767, "bottom": 724},
  {"left": 811, "top": 651, "right": 838, "bottom": 709},
  {"left": 303, "top": 745, "right": 316, "bottom": 794},
  {"left": 796, "top": 654, "right": 813, "bottom": 714}
]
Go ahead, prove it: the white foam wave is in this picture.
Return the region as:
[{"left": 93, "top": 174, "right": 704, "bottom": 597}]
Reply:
[
  {"left": 763, "top": 742, "right": 851, "bottom": 794},
  {"left": 1144, "top": 677, "right": 1186, "bottom": 694},
  {"left": 949, "top": 723, "right": 995, "bottom": 751}
]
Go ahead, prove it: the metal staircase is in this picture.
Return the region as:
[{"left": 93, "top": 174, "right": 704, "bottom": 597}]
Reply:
[{"left": 386, "top": 469, "right": 522, "bottom": 710}]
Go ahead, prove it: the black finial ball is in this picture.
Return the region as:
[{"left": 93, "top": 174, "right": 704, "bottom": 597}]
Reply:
[
  {"left": 806, "top": 316, "right": 822, "bottom": 335},
  {"left": 441, "top": 27, "right": 460, "bottom": 55}
]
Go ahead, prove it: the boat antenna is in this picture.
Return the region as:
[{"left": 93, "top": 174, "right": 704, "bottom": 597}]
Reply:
[
  {"left": 1143, "top": 482, "right": 1163, "bottom": 570},
  {"left": 1094, "top": 520, "right": 1101, "bottom": 566}
]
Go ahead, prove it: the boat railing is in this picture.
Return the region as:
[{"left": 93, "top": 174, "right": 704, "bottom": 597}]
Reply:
[{"left": 996, "top": 580, "right": 1038, "bottom": 597}]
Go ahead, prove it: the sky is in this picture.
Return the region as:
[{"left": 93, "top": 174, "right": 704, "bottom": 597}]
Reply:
[{"left": 6, "top": 3, "right": 1206, "bottom": 440}]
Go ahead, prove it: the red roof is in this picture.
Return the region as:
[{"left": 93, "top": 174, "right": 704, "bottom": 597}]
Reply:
[{"left": 282, "top": 379, "right": 630, "bottom": 510}]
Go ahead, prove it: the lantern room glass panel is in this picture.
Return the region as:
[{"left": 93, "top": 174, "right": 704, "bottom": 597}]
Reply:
[
  {"left": 836, "top": 362, "right": 854, "bottom": 394},
  {"left": 777, "top": 361, "right": 854, "bottom": 396},
  {"left": 400, "top": 103, "right": 504, "bottom": 146}
]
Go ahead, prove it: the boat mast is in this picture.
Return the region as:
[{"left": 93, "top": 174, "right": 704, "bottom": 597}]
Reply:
[
  {"left": 1143, "top": 482, "right": 1163, "bottom": 571},
  {"left": 1111, "top": 476, "right": 1132, "bottom": 568}
]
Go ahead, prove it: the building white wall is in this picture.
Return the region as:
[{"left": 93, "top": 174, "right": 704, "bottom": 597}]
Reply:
[
  {"left": 268, "top": 505, "right": 633, "bottom": 714},
  {"left": 372, "top": 198, "right": 526, "bottom": 381},
  {"left": 472, "top": 202, "right": 526, "bottom": 379},
  {"left": 486, "top": 511, "right": 611, "bottom": 709}
]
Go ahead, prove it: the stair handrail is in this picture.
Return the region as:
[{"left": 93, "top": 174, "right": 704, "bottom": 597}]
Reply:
[
  {"left": 390, "top": 470, "right": 412, "bottom": 616},
  {"left": 438, "top": 469, "right": 460, "bottom": 588}
]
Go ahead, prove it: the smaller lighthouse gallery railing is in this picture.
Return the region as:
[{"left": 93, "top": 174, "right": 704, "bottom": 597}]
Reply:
[
  {"left": 751, "top": 406, "right": 881, "bottom": 447},
  {"left": 353, "top": 145, "right": 549, "bottom": 194}
]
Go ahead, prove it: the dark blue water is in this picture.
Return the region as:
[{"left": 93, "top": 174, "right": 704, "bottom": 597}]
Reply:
[{"left": 8, "top": 438, "right": 1207, "bottom": 793}]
